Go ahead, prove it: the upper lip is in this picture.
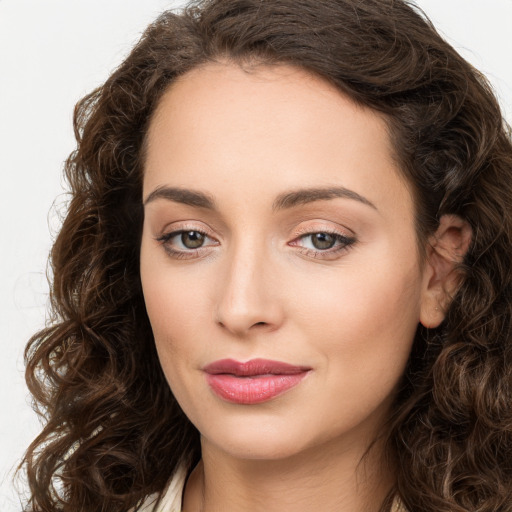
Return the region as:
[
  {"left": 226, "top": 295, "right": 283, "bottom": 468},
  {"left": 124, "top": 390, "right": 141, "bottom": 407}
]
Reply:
[{"left": 203, "top": 358, "right": 311, "bottom": 376}]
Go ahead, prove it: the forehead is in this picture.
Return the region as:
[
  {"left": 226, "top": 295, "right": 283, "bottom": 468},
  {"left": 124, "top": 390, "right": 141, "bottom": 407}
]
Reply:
[
  {"left": 146, "top": 62, "right": 390, "bottom": 162},
  {"left": 143, "top": 62, "right": 412, "bottom": 222}
]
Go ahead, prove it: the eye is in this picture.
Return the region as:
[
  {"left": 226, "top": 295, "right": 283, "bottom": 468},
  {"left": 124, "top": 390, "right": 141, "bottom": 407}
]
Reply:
[
  {"left": 177, "top": 230, "right": 207, "bottom": 249},
  {"left": 290, "top": 230, "right": 356, "bottom": 259},
  {"left": 156, "top": 229, "right": 219, "bottom": 258},
  {"left": 307, "top": 232, "right": 338, "bottom": 250}
]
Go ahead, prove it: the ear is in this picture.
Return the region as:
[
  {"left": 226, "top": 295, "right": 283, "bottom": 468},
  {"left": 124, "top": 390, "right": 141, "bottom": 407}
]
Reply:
[{"left": 419, "top": 214, "right": 472, "bottom": 328}]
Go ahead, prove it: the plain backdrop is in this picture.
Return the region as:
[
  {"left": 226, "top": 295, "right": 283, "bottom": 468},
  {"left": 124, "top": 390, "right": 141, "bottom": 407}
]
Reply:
[{"left": 1, "top": 1, "right": 511, "bottom": 510}]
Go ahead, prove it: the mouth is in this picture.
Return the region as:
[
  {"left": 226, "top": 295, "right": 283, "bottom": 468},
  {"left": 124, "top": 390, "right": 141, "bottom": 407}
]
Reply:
[{"left": 203, "top": 358, "right": 311, "bottom": 405}]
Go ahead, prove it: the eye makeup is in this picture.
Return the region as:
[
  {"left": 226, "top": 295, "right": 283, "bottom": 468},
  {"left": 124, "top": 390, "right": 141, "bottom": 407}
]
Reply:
[{"left": 155, "top": 226, "right": 356, "bottom": 261}]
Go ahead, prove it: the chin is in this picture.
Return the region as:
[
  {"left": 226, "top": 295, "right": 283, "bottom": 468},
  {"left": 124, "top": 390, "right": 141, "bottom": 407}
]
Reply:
[
  {"left": 196, "top": 412, "right": 314, "bottom": 461},
  {"left": 210, "top": 435, "right": 311, "bottom": 461}
]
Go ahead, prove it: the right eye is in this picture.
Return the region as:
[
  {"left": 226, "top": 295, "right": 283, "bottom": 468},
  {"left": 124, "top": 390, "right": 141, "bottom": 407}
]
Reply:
[{"left": 156, "top": 229, "right": 219, "bottom": 258}]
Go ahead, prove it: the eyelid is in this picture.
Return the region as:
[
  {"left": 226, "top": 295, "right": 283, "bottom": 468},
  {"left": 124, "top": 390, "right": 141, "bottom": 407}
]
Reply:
[
  {"left": 291, "top": 221, "right": 355, "bottom": 238},
  {"left": 156, "top": 220, "right": 217, "bottom": 240},
  {"left": 289, "top": 232, "right": 356, "bottom": 260},
  {"left": 154, "top": 222, "right": 220, "bottom": 259},
  {"left": 288, "top": 229, "right": 355, "bottom": 247},
  {"left": 287, "top": 222, "right": 357, "bottom": 259},
  {"left": 156, "top": 228, "right": 218, "bottom": 245}
]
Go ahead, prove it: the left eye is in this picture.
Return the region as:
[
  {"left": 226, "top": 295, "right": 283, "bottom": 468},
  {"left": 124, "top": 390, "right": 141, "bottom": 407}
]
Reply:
[
  {"left": 304, "top": 232, "right": 337, "bottom": 250},
  {"left": 295, "top": 232, "right": 355, "bottom": 252}
]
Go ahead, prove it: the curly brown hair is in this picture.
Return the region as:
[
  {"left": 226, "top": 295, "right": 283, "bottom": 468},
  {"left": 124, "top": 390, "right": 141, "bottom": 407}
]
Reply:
[{"left": 22, "top": 0, "right": 512, "bottom": 511}]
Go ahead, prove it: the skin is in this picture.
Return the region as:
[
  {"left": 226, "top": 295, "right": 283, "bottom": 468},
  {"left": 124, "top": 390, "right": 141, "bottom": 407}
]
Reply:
[{"left": 140, "top": 62, "right": 463, "bottom": 511}]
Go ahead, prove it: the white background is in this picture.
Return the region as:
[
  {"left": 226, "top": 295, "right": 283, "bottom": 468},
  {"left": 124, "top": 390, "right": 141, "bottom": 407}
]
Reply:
[{"left": 1, "top": 1, "right": 511, "bottom": 509}]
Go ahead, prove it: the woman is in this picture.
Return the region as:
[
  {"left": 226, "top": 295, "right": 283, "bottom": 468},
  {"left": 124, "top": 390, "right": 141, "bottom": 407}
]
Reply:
[{"left": 22, "top": 0, "right": 512, "bottom": 511}]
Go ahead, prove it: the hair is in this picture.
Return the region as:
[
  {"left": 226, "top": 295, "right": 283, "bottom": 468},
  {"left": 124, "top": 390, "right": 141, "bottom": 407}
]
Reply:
[{"left": 22, "top": 0, "right": 512, "bottom": 510}]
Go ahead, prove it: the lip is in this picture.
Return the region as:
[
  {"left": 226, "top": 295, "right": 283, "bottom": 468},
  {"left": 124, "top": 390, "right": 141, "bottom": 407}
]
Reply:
[{"left": 203, "top": 358, "right": 311, "bottom": 405}]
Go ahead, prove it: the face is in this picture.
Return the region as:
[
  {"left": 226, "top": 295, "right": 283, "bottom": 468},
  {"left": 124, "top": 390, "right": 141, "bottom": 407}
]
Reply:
[{"left": 140, "top": 63, "right": 428, "bottom": 461}]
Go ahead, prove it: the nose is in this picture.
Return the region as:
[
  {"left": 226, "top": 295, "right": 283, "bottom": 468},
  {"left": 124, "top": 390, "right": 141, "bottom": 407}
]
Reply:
[{"left": 214, "top": 242, "right": 284, "bottom": 337}]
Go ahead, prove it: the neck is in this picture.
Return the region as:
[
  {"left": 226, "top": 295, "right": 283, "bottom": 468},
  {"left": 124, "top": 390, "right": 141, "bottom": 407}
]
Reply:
[{"left": 183, "top": 434, "right": 395, "bottom": 512}]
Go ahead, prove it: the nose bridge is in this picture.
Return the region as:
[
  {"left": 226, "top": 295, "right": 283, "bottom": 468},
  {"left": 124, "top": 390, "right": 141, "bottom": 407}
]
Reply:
[{"left": 215, "top": 231, "right": 282, "bottom": 336}]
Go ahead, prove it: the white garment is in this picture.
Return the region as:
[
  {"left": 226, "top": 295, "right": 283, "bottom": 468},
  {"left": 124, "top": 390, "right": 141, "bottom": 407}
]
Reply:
[
  {"left": 138, "top": 465, "right": 188, "bottom": 512},
  {"left": 138, "top": 465, "right": 408, "bottom": 511}
]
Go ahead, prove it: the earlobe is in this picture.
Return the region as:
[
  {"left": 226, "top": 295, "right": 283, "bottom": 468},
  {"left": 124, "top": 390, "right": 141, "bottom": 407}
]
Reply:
[{"left": 419, "top": 214, "right": 472, "bottom": 328}]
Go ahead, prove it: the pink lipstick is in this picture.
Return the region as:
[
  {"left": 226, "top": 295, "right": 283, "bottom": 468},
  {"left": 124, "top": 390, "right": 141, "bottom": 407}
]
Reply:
[{"left": 203, "top": 358, "right": 310, "bottom": 405}]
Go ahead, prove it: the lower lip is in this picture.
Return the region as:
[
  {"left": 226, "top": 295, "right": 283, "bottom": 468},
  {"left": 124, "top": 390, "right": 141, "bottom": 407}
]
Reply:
[{"left": 206, "top": 372, "right": 309, "bottom": 405}]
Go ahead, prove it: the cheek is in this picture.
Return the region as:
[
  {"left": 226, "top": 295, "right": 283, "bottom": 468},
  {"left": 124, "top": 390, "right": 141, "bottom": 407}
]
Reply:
[
  {"left": 287, "top": 259, "right": 421, "bottom": 435},
  {"left": 140, "top": 241, "right": 203, "bottom": 370},
  {"left": 143, "top": 278, "right": 206, "bottom": 342},
  {"left": 140, "top": 263, "right": 210, "bottom": 418},
  {"left": 293, "top": 248, "right": 422, "bottom": 377}
]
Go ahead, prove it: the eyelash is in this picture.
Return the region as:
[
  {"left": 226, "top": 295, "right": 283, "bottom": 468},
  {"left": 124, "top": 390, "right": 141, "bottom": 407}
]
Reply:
[
  {"left": 155, "top": 229, "right": 218, "bottom": 260},
  {"left": 155, "top": 228, "right": 356, "bottom": 260},
  {"left": 290, "top": 229, "right": 356, "bottom": 259}
]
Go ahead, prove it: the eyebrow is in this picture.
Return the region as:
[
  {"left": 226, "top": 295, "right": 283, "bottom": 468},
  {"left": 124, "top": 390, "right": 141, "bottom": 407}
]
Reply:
[
  {"left": 144, "top": 186, "right": 216, "bottom": 209},
  {"left": 143, "top": 185, "right": 377, "bottom": 211},
  {"left": 271, "top": 186, "right": 377, "bottom": 211}
]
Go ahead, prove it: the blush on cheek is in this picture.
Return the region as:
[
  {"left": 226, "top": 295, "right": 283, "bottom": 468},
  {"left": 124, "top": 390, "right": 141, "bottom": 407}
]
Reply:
[{"left": 305, "top": 264, "right": 419, "bottom": 363}]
